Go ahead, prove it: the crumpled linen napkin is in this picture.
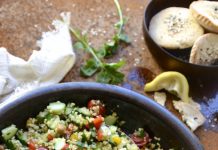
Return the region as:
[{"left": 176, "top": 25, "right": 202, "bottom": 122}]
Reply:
[{"left": 0, "top": 12, "right": 75, "bottom": 102}]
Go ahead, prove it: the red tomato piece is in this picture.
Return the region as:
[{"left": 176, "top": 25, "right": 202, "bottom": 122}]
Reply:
[
  {"left": 61, "top": 144, "right": 69, "bottom": 150},
  {"left": 130, "top": 133, "right": 150, "bottom": 148},
  {"left": 28, "top": 141, "right": 36, "bottom": 150},
  {"left": 93, "top": 115, "right": 104, "bottom": 129},
  {"left": 97, "top": 129, "right": 104, "bottom": 141},
  {"left": 87, "top": 100, "right": 95, "bottom": 109},
  {"left": 47, "top": 134, "right": 54, "bottom": 141},
  {"left": 87, "top": 100, "right": 105, "bottom": 116}
]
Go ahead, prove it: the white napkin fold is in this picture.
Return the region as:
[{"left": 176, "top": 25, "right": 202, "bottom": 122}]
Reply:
[{"left": 0, "top": 12, "right": 75, "bottom": 102}]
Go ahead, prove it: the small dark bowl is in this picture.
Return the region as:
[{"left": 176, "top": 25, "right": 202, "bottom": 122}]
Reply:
[
  {"left": 0, "top": 82, "right": 203, "bottom": 149},
  {"left": 143, "top": 0, "right": 218, "bottom": 82}
]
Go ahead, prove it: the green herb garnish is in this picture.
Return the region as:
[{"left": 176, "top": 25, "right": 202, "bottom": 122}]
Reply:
[
  {"left": 135, "top": 128, "right": 145, "bottom": 138},
  {"left": 102, "top": 0, "right": 131, "bottom": 57},
  {"left": 70, "top": 0, "right": 130, "bottom": 84}
]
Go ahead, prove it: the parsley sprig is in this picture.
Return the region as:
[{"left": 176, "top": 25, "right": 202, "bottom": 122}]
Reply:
[
  {"left": 102, "top": 0, "right": 130, "bottom": 57},
  {"left": 70, "top": 0, "right": 130, "bottom": 84}
]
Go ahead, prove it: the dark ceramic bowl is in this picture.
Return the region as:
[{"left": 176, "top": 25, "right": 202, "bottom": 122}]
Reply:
[
  {"left": 143, "top": 0, "right": 218, "bottom": 82},
  {"left": 0, "top": 82, "right": 203, "bottom": 149}
]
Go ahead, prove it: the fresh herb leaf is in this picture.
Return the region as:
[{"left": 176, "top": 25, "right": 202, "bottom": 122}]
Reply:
[
  {"left": 103, "top": 40, "right": 119, "bottom": 57},
  {"left": 69, "top": 0, "right": 129, "bottom": 85},
  {"left": 97, "top": 60, "right": 125, "bottom": 84},
  {"left": 114, "top": 21, "right": 122, "bottom": 29},
  {"left": 95, "top": 48, "right": 106, "bottom": 58},
  {"left": 119, "top": 33, "right": 131, "bottom": 43},
  {"left": 74, "top": 42, "right": 84, "bottom": 50},
  {"left": 105, "top": 60, "right": 125, "bottom": 69},
  {"left": 70, "top": 27, "right": 103, "bottom": 66},
  {"left": 97, "top": 67, "right": 124, "bottom": 84},
  {"left": 80, "top": 59, "right": 99, "bottom": 77},
  {"left": 135, "top": 128, "right": 145, "bottom": 138},
  {"left": 101, "top": 0, "right": 130, "bottom": 57}
]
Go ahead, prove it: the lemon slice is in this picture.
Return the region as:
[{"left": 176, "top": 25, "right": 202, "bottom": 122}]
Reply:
[{"left": 144, "top": 71, "right": 190, "bottom": 103}]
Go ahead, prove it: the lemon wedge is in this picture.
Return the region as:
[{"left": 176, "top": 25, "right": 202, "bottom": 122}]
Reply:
[{"left": 144, "top": 71, "right": 190, "bottom": 103}]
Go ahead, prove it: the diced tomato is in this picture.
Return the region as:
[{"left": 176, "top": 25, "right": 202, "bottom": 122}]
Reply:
[
  {"left": 85, "top": 123, "right": 89, "bottom": 129},
  {"left": 28, "top": 141, "right": 36, "bottom": 150},
  {"left": 88, "top": 100, "right": 105, "bottom": 116},
  {"left": 47, "top": 134, "right": 54, "bottom": 141},
  {"left": 130, "top": 133, "right": 150, "bottom": 148},
  {"left": 87, "top": 100, "right": 95, "bottom": 109},
  {"left": 97, "top": 129, "right": 104, "bottom": 141},
  {"left": 61, "top": 144, "right": 69, "bottom": 150},
  {"left": 93, "top": 115, "right": 104, "bottom": 129}
]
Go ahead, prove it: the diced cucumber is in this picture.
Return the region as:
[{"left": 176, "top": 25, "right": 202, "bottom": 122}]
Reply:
[
  {"left": 78, "top": 107, "right": 91, "bottom": 116},
  {"left": 109, "top": 126, "right": 118, "bottom": 134},
  {"left": 37, "top": 111, "right": 49, "bottom": 123},
  {"left": 5, "top": 139, "right": 23, "bottom": 150},
  {"left": 46, "top": 116, "right": 61, "bottom": 129},
  {"left": 65, "top": 107, "right": 73, "bottom": 115},
  {"left": 54, "top": 138, "right": 66, "bottom": 150},
  {"left": 16, "top": 130, "right": 28, "bottom": 145},
  {"left": 105, "top": 115, "right": 117, "bottom": 125},
  {"left": 1, "top": 124, "right": 18, "bottom": 141},
  {"left": 47, "top": 101, "right": 66, "bottom": 115},
  {"left": 83, "top": 130, "right": 91, "bottom": 141},
  {"left": 81, "top": 132, "right": 87, "bottom": 142},
  {"left": 65, "top": 103, "right": 75, "bottom": 115},
  {"left": 5, "top": 140, "right": 16, "bottom": 150}
]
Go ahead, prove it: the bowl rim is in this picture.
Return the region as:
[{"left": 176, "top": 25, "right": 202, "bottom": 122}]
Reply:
[
  {"left": 143, "top": 0, "right": 218, "bottom": 68},
  {"left": 0, "top": 82, "right": 203, "bottom": 150}
]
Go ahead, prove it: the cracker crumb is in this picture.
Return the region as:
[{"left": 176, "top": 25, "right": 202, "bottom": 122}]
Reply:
[
  {"left": 134, "top": 58, "right": 140, "bottom": 64},
  {"left": 154, "top": 92, "right": 167, "bottom": 106},
  {"left": 126, "top": 8, "right": 130, "bottom": 12},
  {"left": 90, "top": 8, "right": 95, "bottom": 12},
  {"left": 72, "top": 4, "right": 76, "bottom": 8}
]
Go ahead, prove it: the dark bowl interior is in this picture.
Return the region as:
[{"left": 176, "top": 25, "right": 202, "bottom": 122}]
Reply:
[
  {"left": 0, "top": 82, "right": 203, "bottom": 150},
  {"left": 143, "top": 0, "right": 218, "bottom": 82}
]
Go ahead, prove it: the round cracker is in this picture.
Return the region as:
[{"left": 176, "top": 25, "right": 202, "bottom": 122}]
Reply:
[
  {"left": 190, "top": 1, "right": 218, "bottom": 33},
  {"left": 149, "top": 7, "right": 204, "bottom": 50},
  {"left": 189, "top": 33, "right": 218, "bottom": 65}
]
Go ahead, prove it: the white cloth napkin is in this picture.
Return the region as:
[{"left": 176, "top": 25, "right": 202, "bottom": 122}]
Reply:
[{"left": 0, "top": 12, "right": 75, "bottom": 102}]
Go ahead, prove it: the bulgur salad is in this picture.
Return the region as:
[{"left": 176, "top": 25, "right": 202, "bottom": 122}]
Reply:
[{"left": 0, "top": 100, "right": 161, "bottom": 150}]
